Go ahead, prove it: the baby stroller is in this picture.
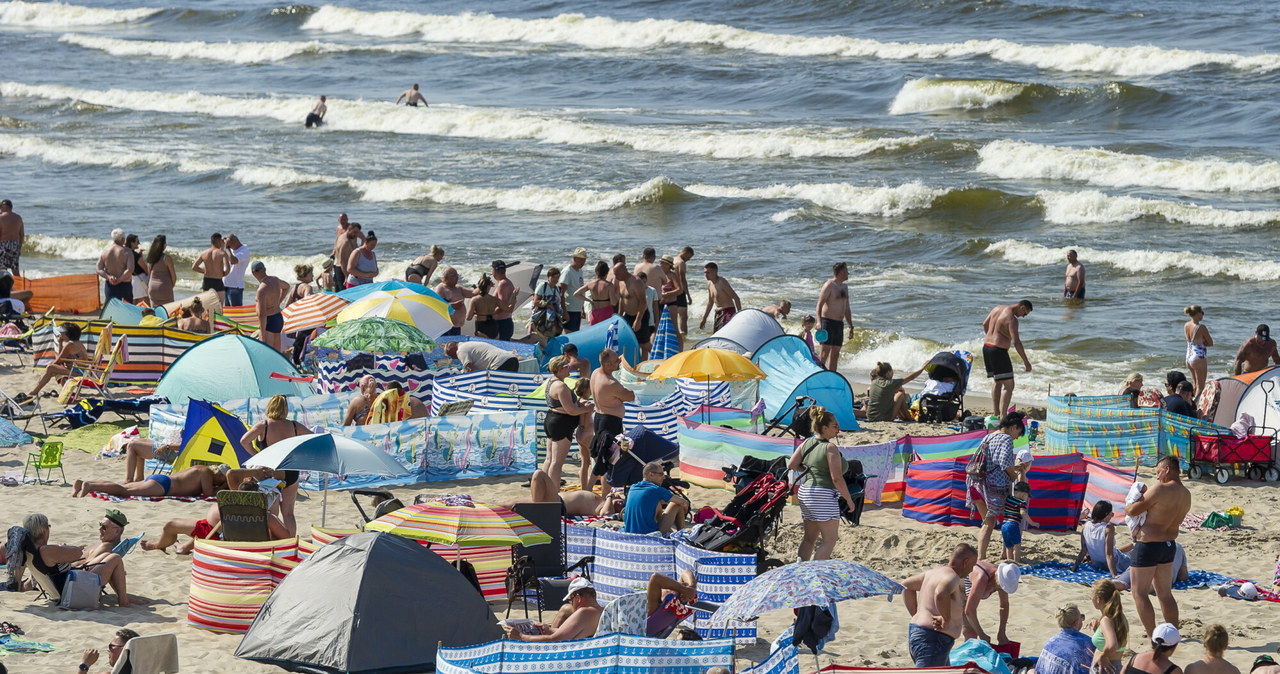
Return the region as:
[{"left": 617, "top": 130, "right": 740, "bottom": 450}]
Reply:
[
  {"left": 918, "top": 351, "right": 969, "bottom": 423},
  {"left": 689, "top": 458, "right": 792, "bottom": 572},
  {"left": 606, "top": 425, "right": 680, "bottom": 488}
]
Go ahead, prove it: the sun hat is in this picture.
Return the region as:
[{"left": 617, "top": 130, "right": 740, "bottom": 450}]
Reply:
[
  {"left": 660, "top": 255, "right": 675, "bottom": 265},
  {"left": 570, "top": 247, "right": 588, "bottom": 259},
  {"left": 1016, "top": 449, "right": 1033, "bottom": 464},
  {"left": 996, "top": 562, "right": 1020, "bottom": 594},
  {"left": 1152, "top": 623, "right": 1180, "bottom": 646}
]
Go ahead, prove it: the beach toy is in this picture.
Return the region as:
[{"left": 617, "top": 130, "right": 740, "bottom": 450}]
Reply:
[{"left": 986, "top": 415, "right": 999, "bottom": 429}]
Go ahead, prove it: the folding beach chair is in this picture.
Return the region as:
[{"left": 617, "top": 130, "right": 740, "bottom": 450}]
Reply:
[
  {"left": 216, "top": 490, "right": 271, "bottom": 542},
  {"left": 0, "top": 386, "right": 46, "bottom": 434},
  {"left": 113, "top": 532, "right": 145, "bottom": 557},
  {"left": 110, "top": 633, "right": 180, "bottom": 674},
  {"left": 23, "top": 441, "right": 65, "bottom": 484},
  {"left": 62, "top": 336, "right": 127, "bottom": 404}
]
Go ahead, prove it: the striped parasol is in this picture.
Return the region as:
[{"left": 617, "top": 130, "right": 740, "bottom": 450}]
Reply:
[
  {"left": 336, "top": 288, "right": 453, "bottom": 338},
  {"left": 365, "top": 497, "right": 551, "bottom": 548},
  {"left": 650, "top": 305, "right": 679, "bottom": 360},
  {"left": 280, "top": 292, "right": 350, "bottom": 334}
]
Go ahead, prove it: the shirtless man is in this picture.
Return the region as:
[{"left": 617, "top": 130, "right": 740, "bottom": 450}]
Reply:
[
  {"left": 491, "top": 260, "right": 518, "bottom": 341},
  {"left": 1233, "top": 324, "right": 1280, "bottom": 375},
  {"left": 192, "top": 232, "right": 236, "bottom": 305},
  {"left": 503, "top": 577, "right": 602, "bottom": 643},
  {"left": 635, "top": 247, "right": 667, "bottom": 300},
  {"left": 73, "top": 464, "right": 227, "bottom": 498},
  {"left": 395, "top": 83, "right": 429, "bottom": 107},
  {"left": 332, "top": 222, "right": 362, "bottom": 290},
  {"left": 502, "top": 469, "right": 623, "bottom": 517},
  {"left": 0, "top": 199, "right": 25, "bottom": 275},
  {"left": 305, "top": 95, "right": 326, "bottom": 128},
  {"left": 672, "top": 246, "right": 694, "bottom": 340},
  {"left": 342, "top": 375, "right": 380, "bottom": 426},
  {"left": 584, "top": 348, "right": 634, "bottom": 491},
  {"left": 961, "top": 560, "right": 1019, "bottom": 645},
  {"left": 763, "top": 300, "right": 791, "bottom": 320},
  {"left": 982, "top": 300, "right": 1033, "bottom": 416},
  {"left": 699, "top": 262, "right": 742, "bottom": 334},
  {"left": 1125, "top": 454, "right": 1192, "bottom": 637},
  {"left": 407, "top": 245, "right": 443, "bottom": 284},
  {"left": 615, "top": 262, "right": 651, "bottom": 352},
  {"left": 83, "top": 509, "right": 129, "bottom": 561},
  {"left": 815, "top": 262, "right": 854, "bottom": 372},
  {"left": 434, "top": 267, "right": 479, "bottom": 337},
  {"left": 902, "top": 544, "right": 977, "bottom": 666},
  {"left": 96, "top": 229, "right": 134, "bottom": 304},
  {"left": 251, "top": 261, "right": 289, "bottom": 351},
  {"left": 1064, "top": 250, "right": 1086, "bottom": 300}
]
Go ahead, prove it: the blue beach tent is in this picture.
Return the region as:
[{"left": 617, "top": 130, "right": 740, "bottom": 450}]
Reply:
[
  {"left": 751, "top": 334, "right": 859, "bottom": 430},
  {"left": 155, "top": 334, "right": 312, "bottom": 404},
  {"left": 543, "top": 314, "right": 641, "bottom": 369}
]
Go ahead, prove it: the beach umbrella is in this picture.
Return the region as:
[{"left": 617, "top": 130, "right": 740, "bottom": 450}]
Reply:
[
  {"left": 366, "top": 496, "right": 551, "bottom": 553},
  {"left": 280, "top": 292, "right": 350, "bottom": 334},
  {"left": 647, "top": 347, "right": 766, "bottom": 382},
  {"left": 310, "top": 316, "right": 436, "bottom": 354},
  {"left": 337, "top": 280, "right": 449, "bottom": 306},
  {"left": 336, "top": 288, "right": 452, "bottom": 338},
  {"left": 650, "top": 305, "right": 679, "bottom": 361},
  {"left": 604, "top": 320, "right": 619, "bottom": 353},
  {"left": 711, "top": 560, "right": 902, "bottom": 624},
  {"left": 244, "top": 432, "right": 409, "bottom": 526}
]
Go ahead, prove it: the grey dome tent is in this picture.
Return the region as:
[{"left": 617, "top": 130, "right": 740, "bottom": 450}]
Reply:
[
  {"left": 235, "top": 532, "right": 501, "bottom": 673},
  {"left": 694, "top": 308, "right": 785, "bottom": 354}
]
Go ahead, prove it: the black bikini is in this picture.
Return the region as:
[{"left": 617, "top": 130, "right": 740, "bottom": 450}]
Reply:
[{"left": 255, "top": 419, "right": 304, "bottom": 486}]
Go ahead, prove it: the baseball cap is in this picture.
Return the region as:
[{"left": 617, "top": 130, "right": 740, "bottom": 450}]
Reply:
[
  {"left": 250, "top": 260, "right": 266, "bottom": 273},
  {"left": 996, "top": 562, "right": 1020, "bottom": 594},
  {"left": 1226, "top": 581, "right": 1261, "bottom": 601},
  {"left": 1252, "top": 655, "right": 1277, "bottom": 672},
  {"left": 1258, "top": 324, "right": 1271, "bottom": 340},
  {"left": 1015, "top": 449, "right": 1033, "bottom": 464},
  {"left": 1152, "top": 623, "right": 1180, "bottom": 646},
  {"left": 570, "top": 247, "right": 588, "bottom": 259},
  {"left": 566, "top": 576, "right": 593, "bottom": 599},
  {"left": 104, "top": 509, "right": 128, "bottom": 527},
  {"left": 491, "top": 260, "right": 507, "bottom": 271}
]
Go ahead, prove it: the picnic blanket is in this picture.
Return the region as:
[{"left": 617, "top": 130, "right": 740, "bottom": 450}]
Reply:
[
  {"left": 89, "top": 492, "right": 216, "bottom": 503},
  {"left": 1020, "top": 561, "right": 1231, "bottom": 589}
]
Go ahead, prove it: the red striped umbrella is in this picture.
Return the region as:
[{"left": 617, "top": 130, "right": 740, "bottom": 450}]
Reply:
[{"left": 280, "top": 292, "right": 349, "bottom": 334}]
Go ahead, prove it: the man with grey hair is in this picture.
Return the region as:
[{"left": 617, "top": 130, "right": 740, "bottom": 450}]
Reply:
[
  {"left": 623, "top": 460, "right": 688, "bottom": 535},
  {"left": 251, "top": 260, "right": 289, "bottom": 351},
  {"left": 96, "top": 228, "right": 134, "bottom": 303}
]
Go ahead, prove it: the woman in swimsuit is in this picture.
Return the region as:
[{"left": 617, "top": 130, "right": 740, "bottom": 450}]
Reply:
[
  {"left": 1183, "top": 305, "right": 1212, "bottom": 399},
  {"left": 345, "top": 231, "right": 379, "bottom": 288},
  {"left": 145, "top": 234, "right": 177, "bottom": 306},
  {"left": 1087, "top": 579, "right": 1129, "bottom": 674},
  {"left": 1122, "top": 624, "right": 1183, "bottom": 674},
  {"left": 405, "top": 245, "right": 443, "bottom": 284},
  {"left": 542, "top": 356, "right": 594, "bottom": 486},
  {"left": 286, "top": 264, "right": 315, "bottom": 366},
  {"left": 240, "top": 394, "right": 309, "bottom": 536},
  {"left": 573, "top": 260, "right": 619, "bottom": 326},
  {"left": 467, "top": 275, "right": 503, "bottom": 339},
  {"left": 176, "top": 298, "right": 211, "bottom": 334}
]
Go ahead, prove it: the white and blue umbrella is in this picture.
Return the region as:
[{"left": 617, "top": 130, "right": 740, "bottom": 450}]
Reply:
[
  {"left": 337, "top": 280, "right": 449, "bottom": 306},
  {"left": 604, "top": 320, "right": 619, "bottom": 353},
  {"left": 650, "top": 306, "right": 679, "bottom": 361}
]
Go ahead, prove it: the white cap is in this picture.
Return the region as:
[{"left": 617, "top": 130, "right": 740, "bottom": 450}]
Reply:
[
  {"left": 1240, "top": 581, "right": 1261, "bottom": 599},
  {"left": 996, "top": 562, "right": 1020, "bottom": 594},
  {"left": 566, "top": 576, "right": 593, "bottom": 599},
  {"left": 1016, "top": 449, "right": 1033, "bottom": 464},
  {"left": 1152, "top": 623, "right": 1180, "bottom": 646}
]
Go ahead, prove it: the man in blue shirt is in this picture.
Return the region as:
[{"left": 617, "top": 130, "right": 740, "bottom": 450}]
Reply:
[
  {"left": 624, "top": 462, "right": 689, "bottom": 535},
  {"left": 1163, "top": 381, "right": 1197, "bottom": 418}
]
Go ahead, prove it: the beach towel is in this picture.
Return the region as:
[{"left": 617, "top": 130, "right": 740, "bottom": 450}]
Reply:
[
  {"left": 0, "top": 632, "right": 59, "bottom": 653},
  {"left": 88, "top": 492, "right": 216, "bottom": 503},
  {"left": 1020, "top": 561, "right": 1231, "bottom": 589}
]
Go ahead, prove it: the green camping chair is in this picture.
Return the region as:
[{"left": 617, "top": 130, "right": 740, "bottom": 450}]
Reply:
[{"left": 24, "top": 441, "right": 65, "bottom": 484}]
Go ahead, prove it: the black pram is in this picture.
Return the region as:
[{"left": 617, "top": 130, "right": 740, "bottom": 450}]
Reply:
[{"left": 917, "top": 351, "right": 969, "bottom": 423}]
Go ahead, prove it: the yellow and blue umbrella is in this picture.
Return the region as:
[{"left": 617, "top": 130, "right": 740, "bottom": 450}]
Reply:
[{"left": 336, "top": 288, "right": 452, "bottom": 338}]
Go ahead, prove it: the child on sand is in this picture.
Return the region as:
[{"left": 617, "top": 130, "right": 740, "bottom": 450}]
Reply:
[{"left": 1001, "top": 481, "right": 1035, "bottom": 563}]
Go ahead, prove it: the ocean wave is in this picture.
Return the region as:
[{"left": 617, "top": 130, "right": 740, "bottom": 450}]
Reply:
[
  {"left": 58, "top": 33, "right": 359, "bottom": 64},
  {"left": 0, "top": 0, "right": 159, "bottom": 27},
  {"left": 300, "top": 5, "right": 1280, "bottom": 76},
  {"left": 0, "top": 81, "right": 929, "bottom": 160},
  {"left": 985, "top": 239, "right": 1280, "bottom": 281},
  {"left": 890, "top": 78, "right": 1034, "bottom": 114},
  {"left": 685, "top": 182, "right": 947, "bottom": 217},
  {"left": 1037, "top": 190, "right": 1280, "bottom": 228},
  {"left": 977, "top": 140, "right": 1280, "bottom": 193}
]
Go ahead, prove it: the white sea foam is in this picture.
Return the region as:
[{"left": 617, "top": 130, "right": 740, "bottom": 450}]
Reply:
[
  {"left": 301, "top": 5, "right": 1280, "bottom": 76},
  {"left": 685, "top": 182, "right": 947, "bottom": 216},
  {"left": 889, "top": 78, "right": 1030, "bottom": 114},
  {"left": 986, "top": 239, "right": 1280, "bottom": 282},
  {"left": 977, "top": 140, "right": 1280, "bottom": 193},
  {"left": 0, "top": 0, "right": 158, "bottom": 27},
  {"left": 1037, "top": 190, "right": 1280, "bottom": 228},
  {"left": 0, "top": 82, "right": 926, "bottom": 160},
  {"left": 58, "top": 33, "right": 364, "bottom": 65}
]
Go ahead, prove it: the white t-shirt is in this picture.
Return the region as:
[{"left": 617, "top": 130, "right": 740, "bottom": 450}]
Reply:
[
  {"left": 563, "top": 265, "right": 585, "bottom": 312},
  {"left": 224, "top": 245, "right": 250, "bottom": 289}
]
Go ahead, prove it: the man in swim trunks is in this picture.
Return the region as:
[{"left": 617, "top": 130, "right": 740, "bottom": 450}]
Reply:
[
  {"left": 1233, "top": 324, "right": 1280, "bottom": 375},
  {"left": 251, "top": 260, "right": 289, "bottom": 351},
  {"left": 192, "top": 232, "right": 236, "bottom": 306},
  {"left": 491, "top": 260, "right": 518, "bottom": 341},
  {"left": 73, "top": 464, "right": 228, "bottom": 498},
  {"left": 584, "top": 348, "right": 634, "bottom": 491},
  {"left": 1063, "top": 249, "right": 1085, "bottom": 299},
  {"left": 616, "top": 262, "right": 651, "bottom": 348},
  {"left": 562, "top": 248, "right": 588, "bottom": 333},
  {"left": 902, "top": 544, "right": 976, "bottom": 666},
  {"left": 434, "top": 266, "right": 479, "bottom": 337},
  {"left": 672, "top": 246, "right": 694, "bottom": 342},
  {"left": 305, "top": 95, "right": 326, "bottom": 128},
  {"left": 502, "top": 468, "right": 623, "bottom": 517},
  {"left": 96, "top": 228, "right": 134, "bottom": 304},
  {"left": 0, "top": 199, "right": 25, "bottom": 275},
  {"left": 395, "top": 83, "right": 429, "bottom": 108},
  {"left": 981, "top": 300, "right": 1033, "bottom": 417},
  {"left": 1125, "top": 454, "right": 1191, "bottom": 637},
  {"left": 331, "top": 221, "right": 361, "bottom": 290},
  {"left": 699, "top": 262, "right": 741, "bottom": 334},
  {"left": 815, "top": 262, "right": 854, "bottom": 372}
]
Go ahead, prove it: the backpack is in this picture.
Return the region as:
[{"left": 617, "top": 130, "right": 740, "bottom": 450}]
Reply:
[{"left": 966, "top": 434, "right": 992, "bottom": 481}]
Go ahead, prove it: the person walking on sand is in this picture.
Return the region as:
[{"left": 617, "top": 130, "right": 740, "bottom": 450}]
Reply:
[
  {"left": 96, "top": 229, "right": 134, "bottom": 304},
  {"left": 0, "top": 199, "right": 25, "bottom": 275},
  {"left": 305, "top": 95, "right": 326, "bottom": 128},
  {"left": 192, "top": 232, "right": 236, "bottom": 305},
  {"left": 982, "top": 300, "right": 1033, "bottom": 416},
  {"left": 816, "top": 262, "right": 854, "bottom": 372},
  {"left": 787, "top": 405, "right": 855, "bottom": 561},
  {"left": 396, "top": 83, "right": 429, "bottom": 107},
  {"left": 1064, "top": 250, "right": 1086, "bottom": 299},
  {"left": 968, "top": 411, "right": 1025, "bottom": 560},
  {"left": 252, "top": 261, "right": 289, "bottom": 351},
  {"left": 901, "top": 544, "right": 977, "bottom": 667},
  {"left": 1125, "top": 454, "right": 1192, "bottom": 638},
  {"left": 1183, "top": 305, "right": 1212, "bottom": 400},
  {"left": 699, "top": 262, "right": 741, "bottom": 333}
]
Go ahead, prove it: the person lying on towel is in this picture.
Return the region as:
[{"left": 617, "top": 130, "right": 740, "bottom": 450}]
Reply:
[
  {"left": 73, "top": 464, "right": 228, "bottom": 499},
  {"left": 503, "top": 576, "right": 602, "bottom": 642},
  {"left": 500, "top": 469, "right": 623, "bottom": 518},
  {"left": 141, "top": 478, "right": 289, "bottom": 553}
]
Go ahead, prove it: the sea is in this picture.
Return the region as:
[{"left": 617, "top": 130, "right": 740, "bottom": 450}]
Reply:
[{"left": 3, "top": 0, "right": 1279, "bottom": 403}]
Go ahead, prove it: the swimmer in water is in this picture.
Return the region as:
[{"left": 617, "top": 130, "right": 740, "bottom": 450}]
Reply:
[{"left": 396, "top": 84, "right": 429, "bottom": 108}]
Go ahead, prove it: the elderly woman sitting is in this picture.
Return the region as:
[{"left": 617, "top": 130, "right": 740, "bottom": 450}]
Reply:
[
  {"left": 1034, "top": 604, "right": 1096, "bottom": 674},
  {"left": 20, "top": 512, "right": 145, "bottom": 607}
]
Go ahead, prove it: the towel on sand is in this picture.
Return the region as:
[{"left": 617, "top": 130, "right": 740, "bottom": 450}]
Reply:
[
  {"left": 89, "top": 492, "right": 215, "bottom": 503},
  {"left": 1020, "top": 561, "right": 1231, "bottom": 589}
]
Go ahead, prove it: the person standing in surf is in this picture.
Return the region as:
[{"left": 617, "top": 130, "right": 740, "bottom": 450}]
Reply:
[
  {"left": 1064, "top": 250, "right": 1086, "bottom": 299},
  {"left": 1183, "top": 305, "right": 1212, "bottom": 399},
  {"left": 815, "top": 262, "right": 854, "bottom": 372},
  {"left": 395, "top": 84, "right": 429, "bottom": 108},
  {"left": 671, "top": 246, "right": 694, "bottom": 343},
  {"left": 0, "top": 199, "right": 25, "bottom": 276},
  {"left": 982, "top": 300, "right": 1033, "bottom": 416},
  {"left": 699, "top": 262, "right": 741, "bottom": 334},
  {"left": 305, "top": 95, "right": 326, "bottom": 128}
]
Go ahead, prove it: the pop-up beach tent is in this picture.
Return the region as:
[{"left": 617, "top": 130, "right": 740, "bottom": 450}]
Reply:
[
  {"left": 170, "top": 400, "right": 252, "bottom": 472},
  {"left": 543, "top": 314, "right": 641, "bottom": 368},
  {"left": 751, "top": 335, "right": 858, "bottom": 430},
  {"left": 695, "top": 309, "right": 784, "bottom": 355},
  {"left": 1201, "top": 366, "right": 1280, "bottom": 427},
  {"left": 155, "top": 334, "right": 312, "bottom": 404}
]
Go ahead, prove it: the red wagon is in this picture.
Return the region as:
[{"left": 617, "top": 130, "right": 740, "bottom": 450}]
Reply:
[{"left": 1188, "top": 434, "right": 1279, "bottom": 484}]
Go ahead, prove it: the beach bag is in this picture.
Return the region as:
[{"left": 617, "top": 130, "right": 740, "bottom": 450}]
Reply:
[
  {"left": 58, "top": 569, "right": 101, "bottom": 610},
  {"left": 967, "top": 435, "right": 992, "bottom": 481}
]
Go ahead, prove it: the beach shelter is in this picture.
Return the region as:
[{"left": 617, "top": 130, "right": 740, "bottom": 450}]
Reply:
[
  {"left": 903, "top": 457, "right": 981, "bottom": 527},
  {"left": 170, "top": 400, "right": 251, "bottom": 472},
  {"left": 543, "top": 314, "right": 641, "bottom": 368},
  {"left": 1221, "top": 366, "right": 1280, "bottom": 428},
  {"left": 235, "top": 532, "right": 502, "bottom": 673},
  {"left": 155, "top": 334, "right": 312, "bottom": 404},
  {"left": 751, "top": 335, "right": 859, "bottom": 430},
  {"left": 694, "top": 308, "right": 785, "bottom": 355}
]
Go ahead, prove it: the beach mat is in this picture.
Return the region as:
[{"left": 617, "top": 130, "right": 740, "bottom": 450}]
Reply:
[
  {"left": 1020, "top": 560, "right": 1231, "bottom": 589},
  {"left": 89, "top": 492, "right": 216, "bottom": 503}
]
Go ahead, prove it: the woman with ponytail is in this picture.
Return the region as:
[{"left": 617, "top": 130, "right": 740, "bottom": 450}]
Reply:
[
  {"left": 1090, "top": 578, "right": 1130, "bottom": 674},
  {"left": 787, "top": 405, "right": 854, "bottom": 560},
  {"left": 1184, "top": 625, "right": 1238, "bottom": 674}
]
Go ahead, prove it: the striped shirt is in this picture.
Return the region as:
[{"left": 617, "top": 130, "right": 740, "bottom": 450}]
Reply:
[{"left": 1003, "top": 495, "right": 1027, "bottom": 524}]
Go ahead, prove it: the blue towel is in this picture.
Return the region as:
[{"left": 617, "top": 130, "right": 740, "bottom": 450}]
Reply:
[{"left": 1020, "top": 561, "right": 1231, "bottom": 589}]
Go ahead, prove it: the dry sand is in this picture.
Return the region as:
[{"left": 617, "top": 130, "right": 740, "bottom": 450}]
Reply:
[{"left": 2, "top": 387, "right": 1278, "bottom": 673}]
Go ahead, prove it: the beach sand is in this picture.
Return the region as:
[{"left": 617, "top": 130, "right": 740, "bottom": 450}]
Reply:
[{"left": 2, "top": 395, "right": 1278, "bottom": 673}]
